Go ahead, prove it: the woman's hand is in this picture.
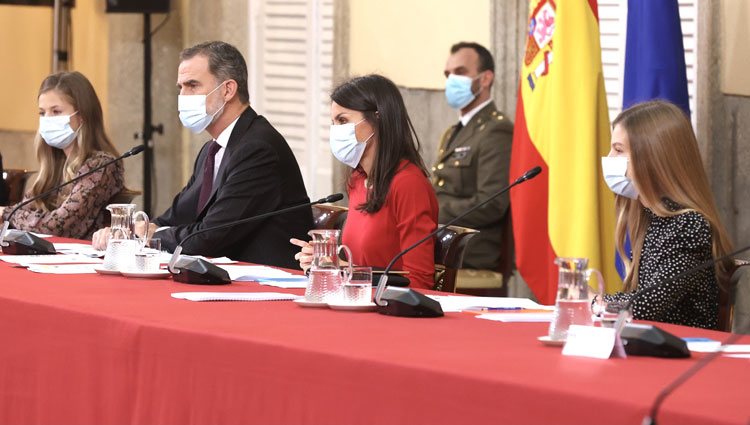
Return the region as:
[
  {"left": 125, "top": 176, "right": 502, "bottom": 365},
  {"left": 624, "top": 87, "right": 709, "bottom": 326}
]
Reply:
[
  {"left": 290, "top": 238, "right": 313, "bottom": 272},
  {"left": 92, "top": 227, "right": 111, "bottom": 250}
]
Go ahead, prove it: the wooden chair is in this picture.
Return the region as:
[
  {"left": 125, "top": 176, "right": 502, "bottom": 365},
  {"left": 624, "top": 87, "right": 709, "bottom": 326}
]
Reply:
[
  {"left": 433, "top": 225, "right": 479, "bottom": 292},
  {"left": 454, "top": 211, "right": 514, "bottom": 297},
  {"left": 723, "top": 260, "right": 750, "bottom": 334},
  {"left": 1, "top": 169, "right": 36, "bottom": 206},
  {"left": 311, "top": 204, "right": 348, "bottom": 230}
]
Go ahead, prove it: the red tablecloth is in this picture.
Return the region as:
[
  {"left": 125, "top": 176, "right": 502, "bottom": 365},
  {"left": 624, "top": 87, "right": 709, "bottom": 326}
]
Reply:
[{"left": 0, "top": 239, "right": 748, "bottom": 425}]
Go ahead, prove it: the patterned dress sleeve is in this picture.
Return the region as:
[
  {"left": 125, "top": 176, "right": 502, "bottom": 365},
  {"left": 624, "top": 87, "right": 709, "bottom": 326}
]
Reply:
[
  {"left": 603, "top": 212, "right": 713, "bottom": 321},
  {"left": 4, "top": 152, "right": 124, "bottom": 239}
]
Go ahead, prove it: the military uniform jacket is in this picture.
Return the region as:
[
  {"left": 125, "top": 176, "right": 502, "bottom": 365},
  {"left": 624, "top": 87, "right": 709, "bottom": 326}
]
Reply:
[{"left": 432, "top": 101, "right": 513, "bottom": 270}]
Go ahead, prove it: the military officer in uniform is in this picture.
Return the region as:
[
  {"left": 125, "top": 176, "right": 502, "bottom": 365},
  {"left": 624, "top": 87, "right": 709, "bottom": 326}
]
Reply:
[{"left": 433, "top": 42, "right": 513, "bottom": 276}]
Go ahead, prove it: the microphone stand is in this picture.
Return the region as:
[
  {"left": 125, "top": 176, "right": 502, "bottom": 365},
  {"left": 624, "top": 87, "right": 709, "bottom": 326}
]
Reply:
[
  {"left": 167, "top": 193, "right": 344, "bottom": 285},
  {"left": 374, "top": 166, "right": 542, "bottom": 318},
  {"left": 0, "top": 145, "right": 145, "bottom": 255},
  {"left": 644, "top": 332, "right": 742, "bottom": 425}
]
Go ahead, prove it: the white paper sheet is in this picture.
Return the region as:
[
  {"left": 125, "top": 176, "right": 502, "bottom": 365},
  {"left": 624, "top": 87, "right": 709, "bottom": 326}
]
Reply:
[
  {"left": 53, "top": 243, "right": 105, "bottom": 258},
  {"left": 26, "top": 264, "right": 99, "bottom": 274},
  {"left": 0, "top": 254, "right": 103, "bottom": 265},
  {"left": 721, "top": 344, "right": 750, "bottom": 353},
  {"left": 562, "top": 325, "right": 618, "bottom": 359},
  {"left": 171, "top": 292, "right": 300, "bottom": 302},
  {"left": 217, "top": 265, "right": 298, "bottom": 281},
  {"left": 475, "top": 312, "right": 555, "bottom": 322},
  {"left": 255, "top": 276, "right": 309, "bottom": 289},
  {"left": 427, "top": 294, "right": 548, "bottom": 313}
]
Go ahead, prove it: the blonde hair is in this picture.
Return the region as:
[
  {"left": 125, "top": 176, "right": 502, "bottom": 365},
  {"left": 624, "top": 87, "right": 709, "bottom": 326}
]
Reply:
[
  {"left": 30, "top": 71, "right": 120, "bottom": 210},
  {"left": 612, "top": 100, "right": 733, "bottom": 291}
]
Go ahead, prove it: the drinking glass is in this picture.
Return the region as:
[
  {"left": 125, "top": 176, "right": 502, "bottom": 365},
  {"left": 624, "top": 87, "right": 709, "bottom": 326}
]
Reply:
[
  {"left": 134, "top": 238, "right": 161, "bottom": 272},
  {"left": 341, "top": 266, "right": 372, "bottom": 305}
]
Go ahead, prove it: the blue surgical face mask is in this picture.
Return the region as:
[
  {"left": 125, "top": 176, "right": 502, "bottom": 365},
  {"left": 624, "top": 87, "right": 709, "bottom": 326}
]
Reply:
[
  {"left": 329, "top": 118, "right": 374, "bottom": 168},
  {"left": 39, "top": 111, "right": 80, "bottom": 150},
  {"left": 178, "top": 82, "right": 227, "bottom": 134},
  {"left": 445, "top": 73, "right": 481, "bottom": 110},
  {"left": 601, "top": 156, "right": 639, "bottom": 199}
]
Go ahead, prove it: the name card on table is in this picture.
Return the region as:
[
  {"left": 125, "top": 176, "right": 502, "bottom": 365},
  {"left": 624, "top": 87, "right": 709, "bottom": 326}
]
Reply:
[{"left": 562, "top": 325, "right": 626, "bottom": 359}]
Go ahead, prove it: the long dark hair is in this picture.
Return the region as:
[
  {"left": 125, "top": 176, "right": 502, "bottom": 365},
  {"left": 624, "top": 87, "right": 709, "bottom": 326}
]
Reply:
[{"left": 330, "top": 74, "right": 427, "bottom": 213}]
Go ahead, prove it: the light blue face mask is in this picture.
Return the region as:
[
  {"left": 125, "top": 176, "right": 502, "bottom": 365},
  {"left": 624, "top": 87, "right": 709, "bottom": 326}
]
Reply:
[
  {"left": 601, "top": 156, "right": 639, "bottom": 199},
  {"left": 178, "top": 82, "right": 227, "bottom": 134},
  {"left": 444, "top": 73, "right": 481, "bottom": 110},
  {"left": 329, "top": 118, "right": 374, "bottom": 168}
]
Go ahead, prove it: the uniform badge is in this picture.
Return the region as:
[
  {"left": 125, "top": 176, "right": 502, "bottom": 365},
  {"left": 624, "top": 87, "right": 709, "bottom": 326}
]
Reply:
[{"left": 451, "top": 146, "right": 472, "bottom": 160}]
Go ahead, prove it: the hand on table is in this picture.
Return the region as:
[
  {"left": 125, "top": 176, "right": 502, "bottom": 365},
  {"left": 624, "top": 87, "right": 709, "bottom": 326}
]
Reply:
[{"left": 92, "top": 227, "right": 111, "bottom": 250}]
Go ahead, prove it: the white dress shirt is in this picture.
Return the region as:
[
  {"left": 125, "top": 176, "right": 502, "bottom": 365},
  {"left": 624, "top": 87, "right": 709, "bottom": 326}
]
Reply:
[
  {"left": 211, "top": 115, "right": 240, "bottom": 182},
  {"left": 459, "top": 98, "right": 493, "bottom": 127}
]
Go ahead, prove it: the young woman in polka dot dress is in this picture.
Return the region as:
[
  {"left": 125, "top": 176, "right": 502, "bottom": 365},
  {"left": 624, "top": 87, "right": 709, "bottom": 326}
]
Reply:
[{"left": 600, "top": 100, "right": 733, "bottom": 330}]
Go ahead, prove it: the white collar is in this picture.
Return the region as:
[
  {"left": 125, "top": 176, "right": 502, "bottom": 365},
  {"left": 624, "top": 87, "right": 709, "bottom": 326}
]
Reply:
[
  {"left": 215, "top": 115, "right": 240, "bottom": 148},
  {"left": 459, "top": 99, "right": 493, "bottom": 127}
]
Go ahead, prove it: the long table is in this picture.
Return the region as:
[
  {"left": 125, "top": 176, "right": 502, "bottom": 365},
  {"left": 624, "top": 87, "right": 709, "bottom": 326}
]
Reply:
[{"left": 0, "top": 240, "right": 748, "bottom": 425}]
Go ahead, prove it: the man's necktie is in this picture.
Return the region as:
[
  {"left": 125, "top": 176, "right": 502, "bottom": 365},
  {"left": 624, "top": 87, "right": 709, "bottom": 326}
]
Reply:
[
  {"left": 196, "top": 140, "right": 222, "bottom": 214},
  {"left": 446, "top": 121, "right": 463, "bottom": 150}
]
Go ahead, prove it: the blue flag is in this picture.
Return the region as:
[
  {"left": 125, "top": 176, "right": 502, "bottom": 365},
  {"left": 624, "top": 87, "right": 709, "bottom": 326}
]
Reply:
[{"left": 616, "top": 0, "right": 691, "bottom": 278}]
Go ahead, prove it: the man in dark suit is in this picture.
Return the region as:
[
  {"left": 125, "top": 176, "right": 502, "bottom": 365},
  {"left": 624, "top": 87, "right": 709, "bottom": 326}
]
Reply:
[{"left": 93, "top": 41, "right": 312, "bottom": 269}]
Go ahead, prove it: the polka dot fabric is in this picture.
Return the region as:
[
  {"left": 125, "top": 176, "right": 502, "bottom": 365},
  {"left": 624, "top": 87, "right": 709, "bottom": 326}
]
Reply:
[{"left": 604, "top": 199, "right": 719, "bottom": 330}]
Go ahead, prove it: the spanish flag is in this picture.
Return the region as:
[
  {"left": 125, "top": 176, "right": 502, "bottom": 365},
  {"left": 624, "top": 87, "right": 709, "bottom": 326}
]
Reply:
[{"left": 510, "top": 0, "right": 618, "bottom": 305}]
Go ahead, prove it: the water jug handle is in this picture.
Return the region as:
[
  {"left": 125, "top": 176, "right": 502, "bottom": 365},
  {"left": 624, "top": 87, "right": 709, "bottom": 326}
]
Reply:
[
  {"left": 133, "top": 210, "right": 150, "bottom": 248},
  {"left": 585, "top": 268, "right": 605, "bottom": 315},
  {"left": 338, "top": 244, "right": 353, "bottom": 283}
]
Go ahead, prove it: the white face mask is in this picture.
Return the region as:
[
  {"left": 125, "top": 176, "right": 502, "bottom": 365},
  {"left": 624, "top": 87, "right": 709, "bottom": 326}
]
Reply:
[
  {"left": 39, "top": 112, "right": 80, "bottom": 150},
  {"left": 178, "top": 82, "right": 227, "bottom": 134},
  {"left": 601, "top": 156, "right": 639, "bottom": 199},
  {"left": 329, "top": 118, "right": 374, "bottom": 168}
]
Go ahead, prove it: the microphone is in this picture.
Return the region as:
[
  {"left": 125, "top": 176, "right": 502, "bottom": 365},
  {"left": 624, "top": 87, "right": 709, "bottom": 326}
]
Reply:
[
  {"left": 613, "top": 244, "right": 750, "bottom": 358},
  {"left": 0, "top": 145, "right": 145, "bottom": 255},
  {"left": 167, "top": 193, "right": 345, "bottom": 285},
  {"left": 374, "top": 166, "right": 542, "bottom": 318}
]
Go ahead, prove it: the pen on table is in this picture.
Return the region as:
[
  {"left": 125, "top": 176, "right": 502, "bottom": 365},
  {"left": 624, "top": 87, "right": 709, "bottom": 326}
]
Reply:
[{"left": 464, "top": 307, "right": 524, "bottom": 312}]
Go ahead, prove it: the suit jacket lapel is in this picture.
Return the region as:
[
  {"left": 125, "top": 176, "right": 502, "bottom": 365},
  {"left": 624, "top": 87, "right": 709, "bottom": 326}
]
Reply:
[
  {"left": 437, "top": 101, "right": 496, "bottom": 163},
  {"left": 197, "top": 106, "right": 259, "bottom": 217},
  {"left": 438, "top": 121, "right": 477, "bottom": 163}
]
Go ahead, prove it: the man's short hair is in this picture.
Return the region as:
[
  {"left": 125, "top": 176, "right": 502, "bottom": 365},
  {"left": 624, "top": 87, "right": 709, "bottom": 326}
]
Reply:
[
  {"left": 450, "top": 42, "right": 495, "bottom": 74},
  {"left": 180, "top": 41, "right": 250, "bottom": 104}
]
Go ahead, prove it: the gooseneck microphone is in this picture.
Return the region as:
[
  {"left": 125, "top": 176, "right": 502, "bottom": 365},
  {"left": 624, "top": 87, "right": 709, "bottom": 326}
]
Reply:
[
  {"left": 0, "top": 145, "right": 145, "bottom": 255},
  {"left": 627, "top": 244, "right": 749, "bottom": 424},
  {"left": 167, "top": 193, "right": 344, "bottom": 285},
  {"left": 374, "top": 166, "right": 542, "bottom": 318},
  {"left": 612, "top": 244, "right": 750, "bottom": 359},
  {"left": 644, "top": 333, "right": 742, "bottom": 425}
]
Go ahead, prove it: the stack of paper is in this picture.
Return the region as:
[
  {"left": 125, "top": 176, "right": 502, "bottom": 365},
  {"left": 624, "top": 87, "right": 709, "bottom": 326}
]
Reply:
[
  {"left": 27, "top": 264, "right": 99, "bottom": 274},
  {"left": 0, "top": 254, "right": 103, "bottom": 265},
  {"left": 171, "top": 292, "right": 300, "bottom": 302},
  {"left": 53, "top": 243, "right": 104, "bottom": 258},
  {"left": 217, "top": 265, "right": 308, "bottom": 288},
  {"left": 475, "top": 312, "right": 556, "bottom": 323},
  {"left": 427, "top": 294, "right": 549, "bottom": 313}
]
